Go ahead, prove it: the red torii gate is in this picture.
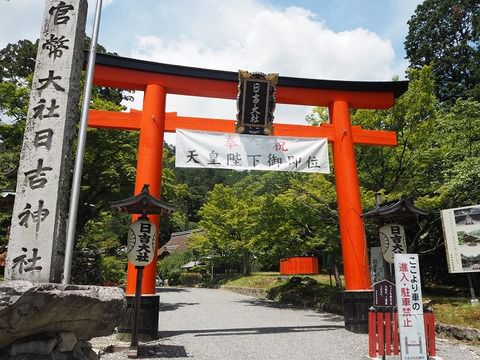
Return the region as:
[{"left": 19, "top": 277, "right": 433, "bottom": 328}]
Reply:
[{"left": 88, "top": 53, "right": 407, "bottom": 331}]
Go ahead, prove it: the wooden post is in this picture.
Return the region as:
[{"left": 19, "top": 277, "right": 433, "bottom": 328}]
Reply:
[
  {"left": 467, "top": 273, "right": 479, "bottom": 306},
  {"left": 128, "top": 265, "right": 144, "bottom": 358},
  {"left": 368, "top": 307, "right": 377, "bottom": 358}
]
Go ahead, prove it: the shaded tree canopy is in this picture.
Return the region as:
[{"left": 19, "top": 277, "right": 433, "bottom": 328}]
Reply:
[{"left": 405, "top": 0, "right": 480, "bottom": 102}]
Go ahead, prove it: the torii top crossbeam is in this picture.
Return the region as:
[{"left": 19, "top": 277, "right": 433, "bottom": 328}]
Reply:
[
  {"left": 89, "top": 53, "right": 408, "bottom": 295},
  {"left": 93, "top": 53, "right": 407, "bottom": 108}
]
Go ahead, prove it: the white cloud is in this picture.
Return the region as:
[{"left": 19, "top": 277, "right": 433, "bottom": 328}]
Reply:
[
  {"left": 126, "top": 0, "right": 397, "bottom": 134},
  {"left": 0, "top": 0, "right": 43, "bottom": 49},
  {"left": 0, "top": 0, "right": 115, "bottom": 49},
  {"left": 131, "top": 3, "right": 395, "bottom": 81}
]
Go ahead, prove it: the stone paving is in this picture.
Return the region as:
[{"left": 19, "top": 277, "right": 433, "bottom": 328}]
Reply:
[{"left": 95, "top": 287, "right": 480, "bottom": 360}]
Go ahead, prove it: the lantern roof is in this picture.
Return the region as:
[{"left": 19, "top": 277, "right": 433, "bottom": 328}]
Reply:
[
  {"left": 110, "top": 184, "right": 176, "bottom": 215},
  {"left": 0, "top": 190, "right": 15, "bottom": 211},
  {"left": 363, "top": 197, "right": 429, "bottom": 221}
]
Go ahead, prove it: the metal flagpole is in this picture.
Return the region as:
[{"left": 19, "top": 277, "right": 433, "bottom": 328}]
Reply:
[{"left": 63, "top": 0, "right": 103, "bottom": 284}]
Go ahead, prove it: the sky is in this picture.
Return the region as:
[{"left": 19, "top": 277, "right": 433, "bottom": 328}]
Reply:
[{"left": 1, "top": 0, "right": 423, "bottom": 139}]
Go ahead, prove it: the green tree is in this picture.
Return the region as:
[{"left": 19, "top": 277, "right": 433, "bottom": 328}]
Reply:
[
  {"left": 405, "top": 0, "right": 480, "bottom": 102},
  {"left": 417, "top": 98, "right": 480, "bottom": 209},
  {"left": 72, "top": 211, "right": 130, "bottom": 285},
  {"left": 249, "top": 174, "right": 339, "bottom": 269},
  {"left": 191, "top": 171, "right": 342, "bottom": 273},
  {"left": 305, "top": 106, "right": 329, "bottom": 126},
  {"left": 173, "top": 167, "right": 247, "bottom": 227},
  {"left": 0, "top": 39, "right": 38, "bottom": 85},
  {"left": 353, "top": 66, "right": 439, "bottom": 197},
  {"left": 191, "top": 184, "right": 258, "bottom": 274},
  {"left": 350, "top": 68, "right": 448, "bottom": 270},
  {"left": 157, "top": 250, "right": 193, "bottom": 285},
  {"left": 436, "top": 98, "right": 480, "bottom": 163}
]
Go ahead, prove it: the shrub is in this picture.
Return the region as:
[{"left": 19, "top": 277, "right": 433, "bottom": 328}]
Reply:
[
  {"left": 157, "top": 251, "right": 193, "bottom": 285},
  {"left": 179, "top": 272, "right": 203, "bottom": 286},
  {"left": 100, "top": 255, "right": 127, "bottom": 286}
]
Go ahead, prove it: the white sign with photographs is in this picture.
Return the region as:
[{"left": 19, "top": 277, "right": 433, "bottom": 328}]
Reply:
[{"left": 441, "top": 205, "right": 480, "bottom": 273}]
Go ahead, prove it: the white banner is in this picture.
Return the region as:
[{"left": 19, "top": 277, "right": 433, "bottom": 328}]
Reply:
[
  {"left": 175, "top": 129, "right": 329, "bottom": 173},
  {"left": 394, "top": 254, "right": 427, "bottom": 360},
  {"left": 441, "top": 205, "right": 480, "bottom": 273}
]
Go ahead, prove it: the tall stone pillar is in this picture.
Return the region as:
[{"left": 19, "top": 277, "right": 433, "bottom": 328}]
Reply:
[{"left": 5, "top": 0, "right": 88, "bottom": 283}]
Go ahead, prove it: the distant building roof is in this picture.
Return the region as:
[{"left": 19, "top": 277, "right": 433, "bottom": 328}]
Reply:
[
  {"left": 0, "top": 190, "right": 15, "bottom": 198},
  {"left": 181, "top": 260, "right": 203, "bottom": 269},
  {"left": 158, "top": 229, "right": 204, "bottom": 256},
  {"left": 363, "top": 197, "right": 429, "bottom": 222},
  {"left": 0, "top": 190, "right": 15, "bottom": 210}
]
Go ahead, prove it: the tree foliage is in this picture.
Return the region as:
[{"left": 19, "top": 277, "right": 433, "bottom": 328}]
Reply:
[
  {"left": 190, "top": 172, "right": 341, "bottom": 274},
  {"left": 0, "top": 39, "right": 38, "bottom": 86},
  {"left": 157, "top": 250, "right": 193, "bottom": 285},
  {"left": 353, "top": 66, "right": 439, "bottom": 197},
  {"left": 405, "top": 0, "right": 480, "bottom": 102}
]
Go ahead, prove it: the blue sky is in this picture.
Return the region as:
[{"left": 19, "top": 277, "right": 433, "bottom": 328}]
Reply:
[{"left": 1, "top": 0, "right": 423, "bottom": 128}]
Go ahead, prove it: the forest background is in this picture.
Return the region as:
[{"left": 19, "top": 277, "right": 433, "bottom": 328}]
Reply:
[{"left": 0, "top": 0, "right": 479, "bottom": 287}]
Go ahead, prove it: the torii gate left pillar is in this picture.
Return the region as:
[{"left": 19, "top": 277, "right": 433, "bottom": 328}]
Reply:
[
  {"left": 126, "top": 84, "right": 166, "bottom": 295},
  {"left": 114, "top": 85, "right": 166, "bottom": 340},
  {"left": 88, "top": 52, "right": 408, "bottom": 336}
]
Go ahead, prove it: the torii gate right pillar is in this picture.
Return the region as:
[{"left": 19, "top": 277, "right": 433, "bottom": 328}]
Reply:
[{"left": 330, "top": 100, "right": 372, "bottom": 333}]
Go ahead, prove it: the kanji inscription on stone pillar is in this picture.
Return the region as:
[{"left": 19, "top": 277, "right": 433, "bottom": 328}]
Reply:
[{"left": 5, "top": 0, "right": 87, "bottom": 282}]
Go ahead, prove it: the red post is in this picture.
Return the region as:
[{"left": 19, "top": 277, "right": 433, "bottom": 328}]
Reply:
[
  {"left": 368, "top": 308, "right": 377, "bottom": 358},
  {"left": 424, "top": 310, "right": 436, "bottom": 356},
  {"left": 393, "top": 312, "right": 399, "bottom": 354},
  {"left": 385, "top": 311, "right": 392, "bottom": 355},
  {"left": 126, "top": 84, "right": 166, "bottom": 295},
  {"left": 329, "top": 100, "right": 371, "bottom": 290},
  {"left": 377, "top": 312, "right": 385, "bottom": 356}
]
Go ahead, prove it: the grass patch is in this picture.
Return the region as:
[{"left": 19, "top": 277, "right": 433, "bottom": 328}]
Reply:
[
  {"left": 268, "top": 276, "right": 342, "bottom": 311},
  {"left": 220, "top": 273, "right": 343, "bottom": 313},
  {"left": 217, "top": 272, "right": 480, "bottom": 330},
  {"left": 424, "top": 295, "right": 480, "bottom": 329},
  {"left": 222, "top": 272, "right": 341, "bottom": 289},
  {"left": 223, "top": 272, "right": 285, "bottom": 289}
]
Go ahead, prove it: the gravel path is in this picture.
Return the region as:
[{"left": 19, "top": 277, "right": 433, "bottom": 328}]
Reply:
[{"left": 96, "top": 287, "right": 480, "bottom": 360}]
